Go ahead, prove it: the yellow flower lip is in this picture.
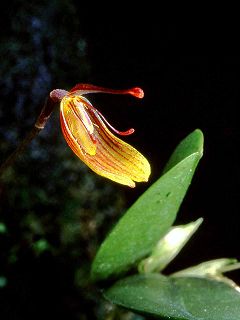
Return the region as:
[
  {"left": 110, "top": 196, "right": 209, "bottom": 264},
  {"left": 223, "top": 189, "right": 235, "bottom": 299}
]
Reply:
[{"left": 59, "top": 84, "right": 151, "bottom": 187}]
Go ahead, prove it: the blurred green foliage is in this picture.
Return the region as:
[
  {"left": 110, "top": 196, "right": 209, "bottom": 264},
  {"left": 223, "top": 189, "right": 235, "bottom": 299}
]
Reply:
[{"left": 0, "top": 1, "right": 140, "bottom": 319}]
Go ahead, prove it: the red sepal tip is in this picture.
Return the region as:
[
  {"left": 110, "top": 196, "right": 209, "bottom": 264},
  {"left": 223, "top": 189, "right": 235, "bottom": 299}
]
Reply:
[{"left": 127, "top": 87, "right": 144, "bottom": 99}]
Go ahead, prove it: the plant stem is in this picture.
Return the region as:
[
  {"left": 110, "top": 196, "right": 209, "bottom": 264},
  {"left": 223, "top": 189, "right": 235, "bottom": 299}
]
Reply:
[
  {"left": 0, "top": 126, "right": 41, "bottom": 177},
  {"left": 0, "top": 96, "right": 57, "bottom": 177}
]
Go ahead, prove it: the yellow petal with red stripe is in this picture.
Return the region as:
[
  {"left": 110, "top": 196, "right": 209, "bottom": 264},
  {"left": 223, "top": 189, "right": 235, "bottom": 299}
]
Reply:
[
  {"left": 60, "top": 96, "right": 151, "bottom": 187},
  {"left": 60, "top": 95, "right": 96, "bottom": 156}
]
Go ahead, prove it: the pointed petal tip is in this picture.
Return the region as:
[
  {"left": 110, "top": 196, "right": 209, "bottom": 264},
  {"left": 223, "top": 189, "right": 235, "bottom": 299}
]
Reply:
[
  {"left": 129, "top": 181, "right": 136, "bottom": 188},
  {"left": 141, "top": 173, "right": 150, "bottom": 183}
]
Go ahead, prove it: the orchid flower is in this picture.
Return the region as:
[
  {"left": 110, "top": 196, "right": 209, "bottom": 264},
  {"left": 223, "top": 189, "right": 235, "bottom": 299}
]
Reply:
[{"left": 50, "top": 84, "right": 151, "bottom": 188}]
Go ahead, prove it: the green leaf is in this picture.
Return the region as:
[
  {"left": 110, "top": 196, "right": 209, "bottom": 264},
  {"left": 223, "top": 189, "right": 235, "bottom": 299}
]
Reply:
[
  {"left": 91, "top": 129, "right": 204, "bottom": 281},
  {"left": 104, "top": 274, "right": 240, "bottom": 320},
  {"left": 163, "top": 129, "right": 204, "bottom": 174}
]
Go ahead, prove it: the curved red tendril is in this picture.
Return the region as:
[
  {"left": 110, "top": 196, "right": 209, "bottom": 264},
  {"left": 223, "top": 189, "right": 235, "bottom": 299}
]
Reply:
[
  {"left": 94, "top": 109, "right": 135, "bottom": 136},
  {"left": 69, "top": 84, "right": 144, "bottom": 99}
]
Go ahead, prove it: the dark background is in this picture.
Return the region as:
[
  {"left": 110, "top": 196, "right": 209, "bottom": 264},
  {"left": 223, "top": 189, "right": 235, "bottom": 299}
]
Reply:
[{"left": 0, "top": 2, "right": 239, "bottom": 319}]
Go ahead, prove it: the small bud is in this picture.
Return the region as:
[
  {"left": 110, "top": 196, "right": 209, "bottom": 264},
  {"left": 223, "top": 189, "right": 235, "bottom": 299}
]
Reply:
[
  {"left": 171, "top": 258, "right": 240, "bottom": 291},
  {"left": 138, "top": 218, "right": 203, "bottom": 273}
]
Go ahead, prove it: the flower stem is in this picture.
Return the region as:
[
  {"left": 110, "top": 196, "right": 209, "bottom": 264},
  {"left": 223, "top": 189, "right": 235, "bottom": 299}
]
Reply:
[
  {"left": 0, "top": 127, "right": 41, "bottom": 176},
  {"left": 0, "top": 96, "right": 56, "bottom": 177}
]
